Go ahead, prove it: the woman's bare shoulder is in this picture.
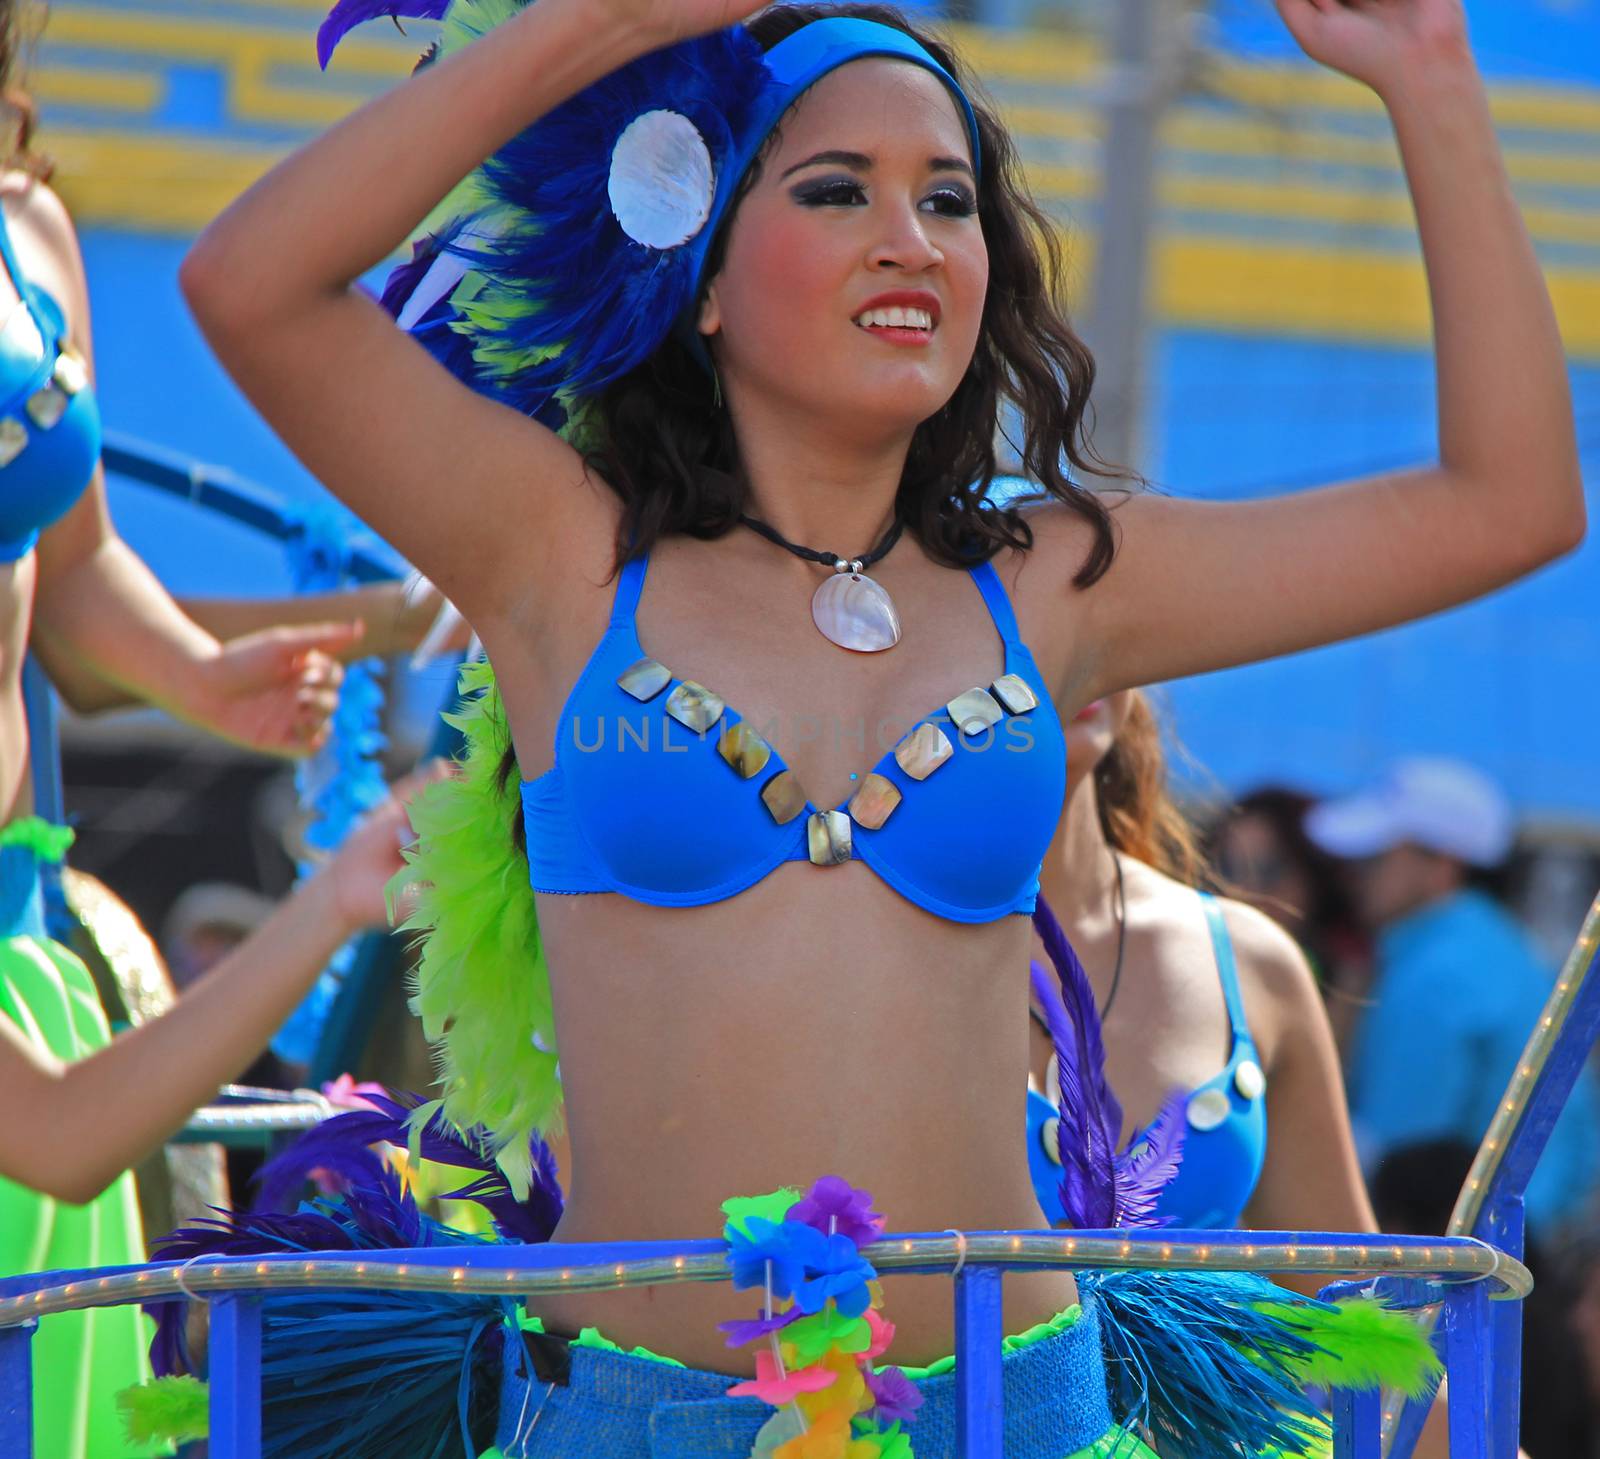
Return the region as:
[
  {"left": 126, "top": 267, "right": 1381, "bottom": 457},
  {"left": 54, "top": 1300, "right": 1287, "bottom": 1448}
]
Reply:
[{"left": 0, "top": 173, "right": 77, "bottom": 251}]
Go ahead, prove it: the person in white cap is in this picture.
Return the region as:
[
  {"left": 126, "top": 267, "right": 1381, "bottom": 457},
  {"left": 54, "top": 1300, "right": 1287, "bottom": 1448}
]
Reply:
[{"left": 1307, "top": 757, "right": 1600, "bottom": 1235}]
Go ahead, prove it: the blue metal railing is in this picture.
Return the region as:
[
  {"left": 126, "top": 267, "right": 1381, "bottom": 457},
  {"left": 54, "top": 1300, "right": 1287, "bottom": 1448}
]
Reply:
[{"left": 0, "top": 1228, "right": 1535, "bottom": 1459}]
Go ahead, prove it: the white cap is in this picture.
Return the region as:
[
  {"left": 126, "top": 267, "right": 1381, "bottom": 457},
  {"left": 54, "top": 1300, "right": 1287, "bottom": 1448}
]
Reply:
[{"left": 1304, "top": 757, "right": 1515, "bottom": 868}]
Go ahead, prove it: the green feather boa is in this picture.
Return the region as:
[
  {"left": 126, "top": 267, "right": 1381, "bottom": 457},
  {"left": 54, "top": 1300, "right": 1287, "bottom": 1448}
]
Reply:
[{"left": 390, "top": 657, "right": 561, "bottom": 1198}]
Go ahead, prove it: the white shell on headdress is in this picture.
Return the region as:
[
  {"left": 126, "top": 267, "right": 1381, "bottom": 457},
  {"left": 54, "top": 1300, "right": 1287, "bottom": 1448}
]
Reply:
[{"left": 607, "top": 109, "right": 715, "bottom": 250}]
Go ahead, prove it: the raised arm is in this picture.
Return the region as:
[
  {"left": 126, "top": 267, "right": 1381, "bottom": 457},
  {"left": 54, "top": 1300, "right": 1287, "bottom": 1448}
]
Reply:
[
  {"left": 34, "top": 580, "right": 465, "bottom": 716},
  {"left": 1047, "top": 0, "right": 1584, "bottom": 706},
  {"left": 178, "top": 0, "right": 752, "bottom": 628},
  {"left": 0, "top": 777, "right": 431, "bottom": 1205}
]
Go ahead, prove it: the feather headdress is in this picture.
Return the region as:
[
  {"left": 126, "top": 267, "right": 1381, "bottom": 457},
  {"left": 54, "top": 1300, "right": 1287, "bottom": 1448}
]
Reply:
[{"left": 322, "top": 1, "right": 981, "bottom": 432}]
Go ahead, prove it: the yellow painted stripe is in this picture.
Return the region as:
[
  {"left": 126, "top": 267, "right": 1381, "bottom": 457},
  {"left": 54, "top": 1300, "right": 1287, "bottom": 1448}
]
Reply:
[
  {"left": 1023, "top": 161, "right": 1600, "bottom": 251},
  {"left": 1004, "top": 103, "right": 1600, "bottom": 194},
  {"left": 942, "top": 24, "right": 1100, "bottom": 85},
  {"left": 1205, "top": 55, "right": 1600, "bottom": 135},
  {"left": 47, "top": 130, "right": 280, "bottom": 231},
  {"left": 32, "top": 64, "right": 165, "bottom": 112},
  {"left": 1146, "top": 235, "right": 1600, "bottom": 357}
]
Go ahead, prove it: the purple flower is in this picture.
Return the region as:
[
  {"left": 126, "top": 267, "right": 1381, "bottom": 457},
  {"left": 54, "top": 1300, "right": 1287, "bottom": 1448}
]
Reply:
[
  {"left": 726, "top": 1218, "right": 829, "bottom": 1299},
  {"left": 790, "top": 1176, "right": 886, "bottom": 1246},
  {"left": 793, "top": 1233, "right": 877, "bottom": 1317},
  {"left": 865, "top": 1367, "right": 925, "bottom": 1425},
  {"left": 717, "top": 1308, "right": 801, "bottom": 1347}
]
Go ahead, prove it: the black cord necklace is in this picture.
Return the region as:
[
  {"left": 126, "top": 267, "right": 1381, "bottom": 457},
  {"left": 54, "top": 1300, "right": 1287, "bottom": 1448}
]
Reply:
[
  {"left": 1028, "top": 848, "right": 1128, "bottom": 1034},
  {"left": 1098, "top": 848, "right": 1128, "bottom": 1025},
  {"left": 739, "top": 512, "right": 906, "bottom": 653}
]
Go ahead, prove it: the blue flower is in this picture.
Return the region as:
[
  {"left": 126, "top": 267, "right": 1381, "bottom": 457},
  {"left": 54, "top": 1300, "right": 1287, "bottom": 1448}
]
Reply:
[
  {"left": 792, "top": 1233, "right": 876, "bottom": 1317},
  {"left": 726, "top": 1218, "right": 829, "bottom": 1299}
]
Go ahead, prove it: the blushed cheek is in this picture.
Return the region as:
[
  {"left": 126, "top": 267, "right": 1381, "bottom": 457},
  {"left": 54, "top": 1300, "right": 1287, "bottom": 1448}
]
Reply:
[{"left": 719, "top": 217, "right": 841, "bottom": 350}]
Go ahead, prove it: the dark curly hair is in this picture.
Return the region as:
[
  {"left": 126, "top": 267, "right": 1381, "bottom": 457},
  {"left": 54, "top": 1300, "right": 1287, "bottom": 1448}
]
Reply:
[
  {"left": 0, "top": 2, "right": 51, "bottom": 181},
  {"left": 586, "top": 1, "right": 1121, "bottom": 583}
]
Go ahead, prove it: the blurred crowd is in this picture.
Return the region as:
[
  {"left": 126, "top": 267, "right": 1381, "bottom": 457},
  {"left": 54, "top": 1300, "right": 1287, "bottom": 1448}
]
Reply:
[{"left": 1210, "top": 756, "right": 1600, "bottom": 1456}]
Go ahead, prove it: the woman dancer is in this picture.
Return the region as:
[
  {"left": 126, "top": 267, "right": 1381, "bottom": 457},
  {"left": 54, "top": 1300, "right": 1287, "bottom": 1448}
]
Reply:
[
  {"left": 1026, "top": 692, "right": 1375, "bottom": 1243},
  {"left": 176, "top": 0, "right": 1581, "bottom": 1448}
]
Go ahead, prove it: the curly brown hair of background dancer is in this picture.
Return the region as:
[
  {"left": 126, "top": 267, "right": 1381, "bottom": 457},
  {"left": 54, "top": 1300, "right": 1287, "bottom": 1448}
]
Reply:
[
  {"left": 0, "top": 1, "right": 52, "bottom": 181},
  {"left": 1092, "top": 691, "right": 1209, "bottom": 888}
]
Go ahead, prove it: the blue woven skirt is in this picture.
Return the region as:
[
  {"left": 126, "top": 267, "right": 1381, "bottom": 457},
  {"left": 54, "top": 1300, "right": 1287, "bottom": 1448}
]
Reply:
[{"left": 491, "top": 1303, "right": 1154, "bottom": 1458}]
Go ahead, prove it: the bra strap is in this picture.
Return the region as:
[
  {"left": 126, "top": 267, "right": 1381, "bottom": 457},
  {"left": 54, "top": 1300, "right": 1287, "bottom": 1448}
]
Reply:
[
  {"left": 1197, "top": 891, "right": 1254, "bottom": 1053},
  {"left": 967, "top": 558, "right": 1021, "bottom": 647},
  {"left": 0, "top": 204, "right": 24, "bottom": 302},
  {"left": 608, "top": 548, "right": 651, "bottom": 630}
]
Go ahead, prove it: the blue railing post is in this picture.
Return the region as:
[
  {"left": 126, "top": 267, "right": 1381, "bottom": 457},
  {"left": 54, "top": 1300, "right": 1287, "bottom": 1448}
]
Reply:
[
  {"left": 1443, "top": 1283, "right": 1492, "bottom": 1459},
  {"left": 209, "top": 1294, "right": 263, "bottom": 1459},
  {"left": 1478, "top": 1196, "right": 1526, "bottom": 1459},
  {"left": 1332, "top": 1385, "right": 1381, "bottom": 1458},
  {"left": 0, "top": 1319, "right": 35, "bottom": 1457},
  {"left": 954, "top": 1264, "right": 1004, "bottom": 1459}
]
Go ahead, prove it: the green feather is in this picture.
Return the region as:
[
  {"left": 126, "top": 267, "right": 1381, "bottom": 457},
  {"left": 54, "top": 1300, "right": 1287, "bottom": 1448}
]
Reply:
[
  {"left": 1252, "top": 1297, "right": 1443, "bottom": 1398},
  {"left": 116, "top": 1376, "right": 209, "bottom": 1445},
  {"left": 390, "top": 657, "right": 561, "bottom": 1199},
  {"left": 0, "top": 815, "right": 75, "bottom": 862}
]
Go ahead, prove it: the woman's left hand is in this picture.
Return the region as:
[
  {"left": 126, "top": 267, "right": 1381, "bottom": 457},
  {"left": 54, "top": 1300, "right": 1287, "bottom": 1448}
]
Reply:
[
  {"left": 188, "top": 621, "right": 361, "bottom": 756},
  {"left": 1274, "top": 0, "right": 1473, "bottom": 99}
]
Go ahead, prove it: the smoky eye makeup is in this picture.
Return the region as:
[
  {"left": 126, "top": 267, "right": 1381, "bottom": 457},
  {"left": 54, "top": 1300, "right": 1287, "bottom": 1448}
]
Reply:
[
  {"left": 789, "top": 176, "right": 867, "bottom": 207},
  {"left": 923, "top": 182, "right": 978, "bottom": 216}
]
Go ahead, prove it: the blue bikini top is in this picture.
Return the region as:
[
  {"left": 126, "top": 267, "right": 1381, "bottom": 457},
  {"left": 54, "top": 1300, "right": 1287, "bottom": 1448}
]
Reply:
[
  {"left": 0, "top": 203, "right": 101, "bottom": 562},
  {"left": 1028, "top": 891, "right": 1268, "bottom": 1229},
  {"left": 520, "top": 545, "right": 1067, "bottom": 922}
]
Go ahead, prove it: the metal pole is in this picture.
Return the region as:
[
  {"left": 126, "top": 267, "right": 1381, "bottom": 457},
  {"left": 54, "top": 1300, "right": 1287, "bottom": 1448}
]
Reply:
[{"left": 1084, "top": 0, "right": 1183, "bottom": 470}]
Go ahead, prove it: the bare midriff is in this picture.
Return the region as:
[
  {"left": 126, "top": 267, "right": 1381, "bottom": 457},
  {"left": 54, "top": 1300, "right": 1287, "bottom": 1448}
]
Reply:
[
  {"left": 0, "top": 557, "right": 36, "bottom": 825},
  {"left": 530, "top": 861, "right": 1074, "bottom": 1374}
]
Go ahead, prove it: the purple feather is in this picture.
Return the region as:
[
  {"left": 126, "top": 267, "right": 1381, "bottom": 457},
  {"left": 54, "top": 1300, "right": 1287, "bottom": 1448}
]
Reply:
[
  {"left": 316, "top": 0, "right": 447, "bottom": 70},
  {"left": 1112, "top": 1090, "right": 1188, "bottom": 1228},
  {"left": 253, "top": 1087, "right": 563, "bottom": 1243},
  {"left": 1031, "top": 894, "right": 1123, "bottom": 1226},
  {"left": 1032, "top": 893, "right": 1185, "bottom": 1230}
]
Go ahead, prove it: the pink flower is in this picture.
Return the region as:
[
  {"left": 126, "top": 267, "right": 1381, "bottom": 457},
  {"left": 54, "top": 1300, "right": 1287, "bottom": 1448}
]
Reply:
[
  {"left": 321, "top": 1074, "right": 389, "bottom": 1112},
  {"left": 727, "top": 1350, "right": 838, "bottom": 1406},
  {"left": 863, "top": 1309, "right": 896, "bottom": 1361}
]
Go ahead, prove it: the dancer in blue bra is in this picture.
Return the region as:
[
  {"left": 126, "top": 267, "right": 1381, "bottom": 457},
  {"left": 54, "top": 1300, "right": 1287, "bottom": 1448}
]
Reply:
[
  {"left": 177, "top": 0, "right": 1582, "bottom": 1448},
  {"left": 1028, "top": 892, "right": 1267, "bottom": 1230},
  {"left": 1024, "top": 691, "right": 1376, "bottom": 1251}
]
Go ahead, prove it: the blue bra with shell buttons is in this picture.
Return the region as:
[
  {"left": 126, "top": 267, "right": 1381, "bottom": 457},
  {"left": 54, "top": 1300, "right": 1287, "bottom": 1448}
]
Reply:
[
  {"left": 519, "top": 546, "right": 1068, "bottom": 923},
  {"left": 0, "top": 205, "right": 100, "bottom": 562}
]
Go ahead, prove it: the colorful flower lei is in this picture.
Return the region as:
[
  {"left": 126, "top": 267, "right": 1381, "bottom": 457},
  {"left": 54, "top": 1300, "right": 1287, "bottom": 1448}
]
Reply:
[{"left": 721, "top": 1178, "right": 922, "bottom": 1459}]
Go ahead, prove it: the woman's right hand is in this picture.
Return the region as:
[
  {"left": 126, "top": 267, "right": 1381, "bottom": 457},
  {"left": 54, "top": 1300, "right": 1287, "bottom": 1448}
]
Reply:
[{"left": 326, "top": 762, "right": 453, "bottom": 933}]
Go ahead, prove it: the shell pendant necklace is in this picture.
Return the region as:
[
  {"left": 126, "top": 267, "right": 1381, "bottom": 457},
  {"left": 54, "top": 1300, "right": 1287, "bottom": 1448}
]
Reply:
[{"left": 739, "top": 512, "right": 905, "bottom": 653}]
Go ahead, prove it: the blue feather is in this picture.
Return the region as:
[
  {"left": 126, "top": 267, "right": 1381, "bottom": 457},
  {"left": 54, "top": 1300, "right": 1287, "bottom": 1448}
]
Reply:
[
  {"left": 146, "top": 1187, "right": 516, "bottom": 1457},
  {"left": 453, "top": 23, "right": 772, "bottom": 421},
  {"left": 1084, "top": 1269, "right": 1332, "bottom": 1459}
]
